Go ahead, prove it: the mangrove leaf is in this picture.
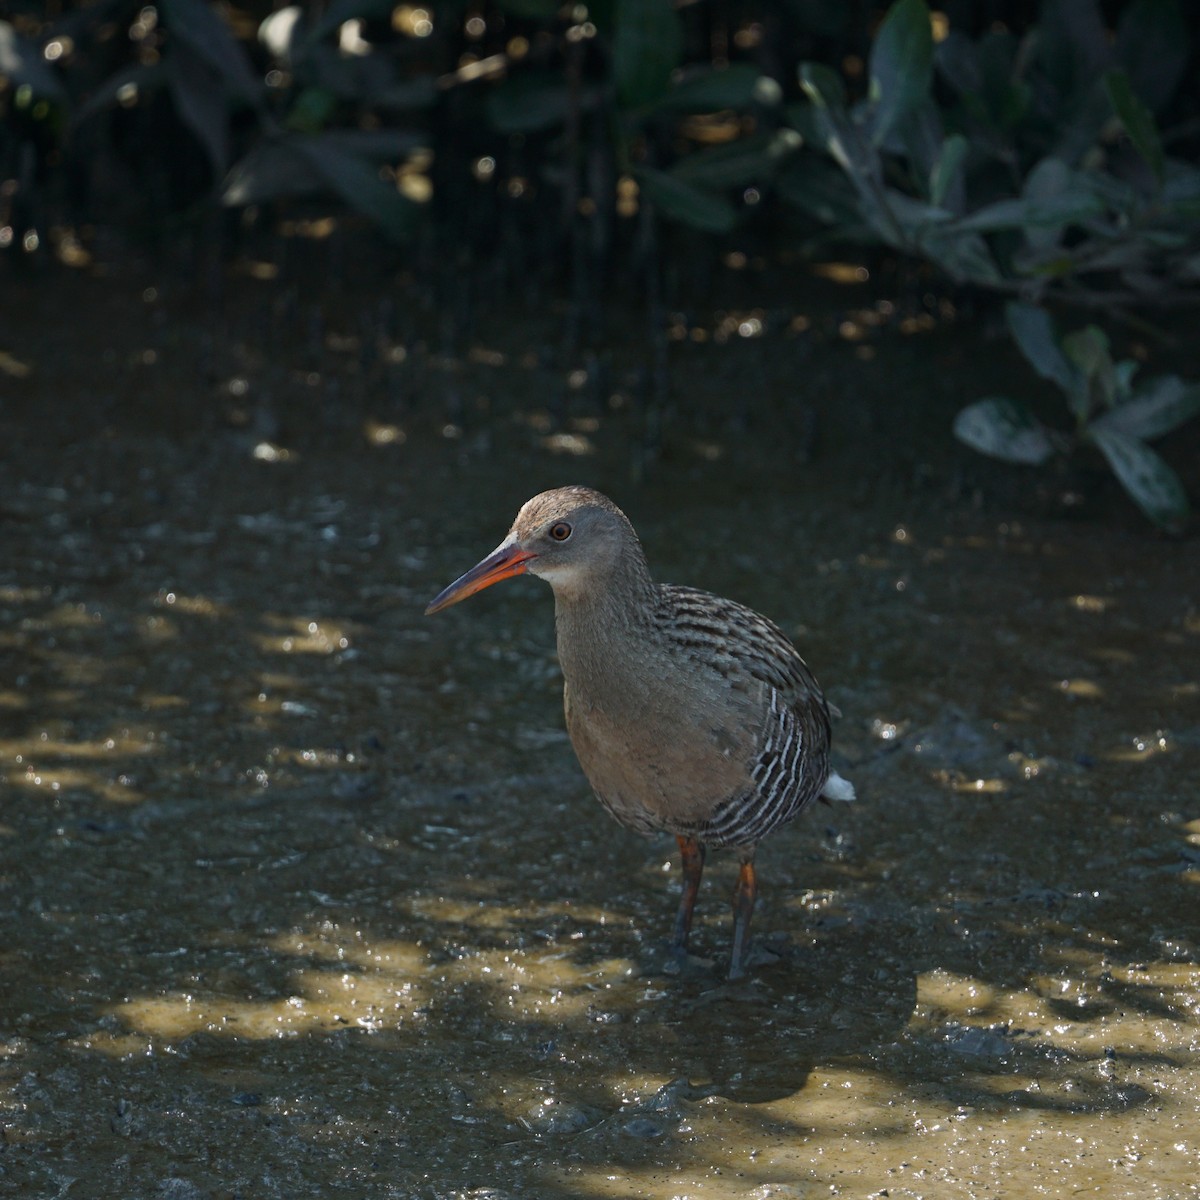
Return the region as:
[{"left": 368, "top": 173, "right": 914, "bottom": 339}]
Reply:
[
  {"left": 953, "top": 399, "right": 1057, "bottom": 465},
  {"left": 1006, "top": 303, "right": 1080, "bottom": 399},
  {"left": 652, "top": 64, "right": 766, "bottom": 114},
  {"left": 637, "top": 167, "right": 738, "bottom": 233},
  {"left": 159, "top": 0, "right": 263, "bottom": 110},
  {"left": 866, "top": 0, "right": 933, "bottom": 147},
  {"left": 1092, "top": 378, "right": 1200, "bottom": 441},
  {"left": 1103, "top": 69, "right": 1164, "bottom": 184},
  {"left": 614, "top": 0, "right": 681, "bottom": 110},
  {"left": 1115, "top": 0, "right": 1188, "bottom": 115},
  {"left": 1089, "top": 428, "right": 1190, "bottom": 528}
]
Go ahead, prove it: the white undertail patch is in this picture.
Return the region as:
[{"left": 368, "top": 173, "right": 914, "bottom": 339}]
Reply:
[{"left": 821, "top": 770, "right": 856, "bottom": 802}]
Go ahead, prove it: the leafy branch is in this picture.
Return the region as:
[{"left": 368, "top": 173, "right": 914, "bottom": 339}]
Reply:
[
  {"left": 782, "top": 0, "right": 1200, "bottom": 315},
  {"left": 954, "top": 303, "right": 1200, "bottom": 529}
]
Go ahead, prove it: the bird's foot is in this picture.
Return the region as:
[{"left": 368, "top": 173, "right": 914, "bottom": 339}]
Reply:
[
  {"left": 655, "top": 941, "right": 715, "bottom": 978},
  {"left": 727, "top": 934, "right": 789, "bottom": 981}
]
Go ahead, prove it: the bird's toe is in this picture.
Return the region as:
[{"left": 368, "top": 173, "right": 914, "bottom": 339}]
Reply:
[{"left": 657, "top": 942, "right": 716, "bottom": 978}]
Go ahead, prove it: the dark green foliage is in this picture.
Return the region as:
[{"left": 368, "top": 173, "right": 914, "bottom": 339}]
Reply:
[
  {"left": 2, "top": 1, "right": 1197, "bottom": 524},
  {"left": 955, "top": 304, "right": 1200, "bottom": 529},
  {"left": 635, "top": 166, "right": 738, "bottom": 235},
  {"left": 865, "top": 0, "right": 932, "bottom": 148},
  {"left": 5, "top": 0, "right": 1197, "bottom": 283},
  {"left": 789, "top": 0, "right": 1200, "bottom": 311},
  {"left": 612, "top": 0, "right": 681, "bottom": 110}
]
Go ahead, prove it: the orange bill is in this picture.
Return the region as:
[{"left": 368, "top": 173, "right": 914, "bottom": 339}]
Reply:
[{"left": 425, "top": 540, "right": 537, "bottom": 615}]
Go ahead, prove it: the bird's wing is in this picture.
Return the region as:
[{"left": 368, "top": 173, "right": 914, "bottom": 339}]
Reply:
[
  {"left": 657, "top": 586, "right": 836, "bottom": 845},
  {"left": 658, "top": 585, "right": 829, "bottom": 712}
]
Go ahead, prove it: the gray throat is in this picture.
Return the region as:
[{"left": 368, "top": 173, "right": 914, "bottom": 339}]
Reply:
[{"left": 551, "top": 557, "right": 657, "bottom": 709}]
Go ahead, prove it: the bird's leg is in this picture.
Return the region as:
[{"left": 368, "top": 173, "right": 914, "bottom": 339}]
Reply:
[
  {"left": 728, "top": 854, "right": 758, "bottom": 980},
  {"left": 672, "top": 835, "right": 706, "bottom": 953}
]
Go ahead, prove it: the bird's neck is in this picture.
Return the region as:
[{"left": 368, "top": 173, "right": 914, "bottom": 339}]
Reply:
[{"left": 551, "top": 555, "right": 658, "bottom": 700}]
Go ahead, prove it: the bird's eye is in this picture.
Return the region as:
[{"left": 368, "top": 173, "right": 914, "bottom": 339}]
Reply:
[{"left": 548, "top": 521, "right": 573, "bottom": 542}]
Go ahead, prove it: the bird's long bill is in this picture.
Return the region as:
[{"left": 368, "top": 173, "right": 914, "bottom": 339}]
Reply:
[{"left": 424, "top": 539, "right": 536, "bottom": 615}]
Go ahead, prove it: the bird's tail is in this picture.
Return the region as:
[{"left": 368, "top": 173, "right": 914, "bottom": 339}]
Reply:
[{"left": 821, "top": 770, "right": 856, "bottom": 802}]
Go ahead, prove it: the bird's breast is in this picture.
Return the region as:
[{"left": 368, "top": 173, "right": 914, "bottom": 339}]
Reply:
[{"left": 561, "top": 666, "right": 759, "bottom": 832}]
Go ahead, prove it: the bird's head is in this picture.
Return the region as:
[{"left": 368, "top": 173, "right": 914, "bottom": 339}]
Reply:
[{"left": 425, "top": 486, "right": 643, "bottom": 614}]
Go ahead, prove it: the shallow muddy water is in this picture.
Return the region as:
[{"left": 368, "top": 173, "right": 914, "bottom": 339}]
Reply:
[{"left": 1, "top": 263, "right": 1197, "bottom": 1198}]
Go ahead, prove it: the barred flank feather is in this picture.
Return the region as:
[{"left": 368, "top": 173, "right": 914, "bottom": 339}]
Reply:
[
  {"left": 697, "top": 679, "right": 834, "bottom": 847},
  {"left": 652, "top": 587, "right": 841, "bottom": 848}
]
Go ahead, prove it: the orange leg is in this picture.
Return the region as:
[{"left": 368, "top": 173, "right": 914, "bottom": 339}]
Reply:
[
  {"left": 728, "top": 857, "right": 757, "bottom": 980},
  {"left": 672, "top": 835, "right": 706, "bottom": 952}
]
